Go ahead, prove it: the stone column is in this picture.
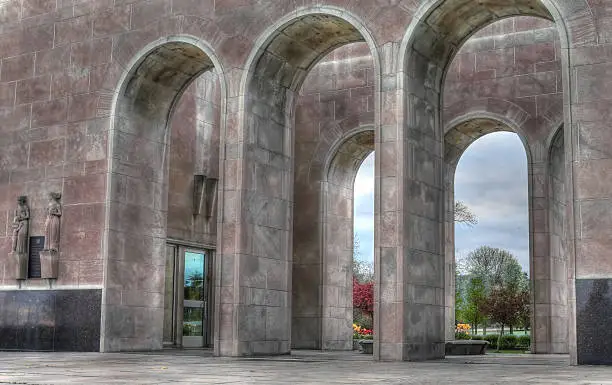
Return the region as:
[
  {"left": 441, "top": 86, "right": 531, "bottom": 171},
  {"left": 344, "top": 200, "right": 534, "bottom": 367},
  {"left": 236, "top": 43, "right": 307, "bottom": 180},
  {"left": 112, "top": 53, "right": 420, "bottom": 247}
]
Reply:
[
  {"left": 214, "top": 77, "right": 293, "bottom": 357},
  {"left": 444, "top": 165, "right": 456, "bottom": 341},
  {"left": 530, "top": 158, "right": 553, "bottom": 353},
  {"left": 568, "top": 46, "right": 612, "bottom": 365},
  {"left": 374, "top": 43, "right": 445, "bottom": 361}
]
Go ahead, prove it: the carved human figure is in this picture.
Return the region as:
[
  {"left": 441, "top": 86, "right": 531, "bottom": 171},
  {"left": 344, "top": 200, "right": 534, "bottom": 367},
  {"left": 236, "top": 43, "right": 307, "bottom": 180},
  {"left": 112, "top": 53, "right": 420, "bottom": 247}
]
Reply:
[
  {"left": 11, "top": 196, "right": 30, "bottom": 254},
  {"left": 44, "top": 192, "right": 62, "bottom": 251}
]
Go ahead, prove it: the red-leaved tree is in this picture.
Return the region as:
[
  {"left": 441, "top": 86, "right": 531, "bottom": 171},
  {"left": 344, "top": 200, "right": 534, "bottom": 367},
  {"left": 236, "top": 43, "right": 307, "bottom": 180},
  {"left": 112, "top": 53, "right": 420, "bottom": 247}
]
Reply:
[
  {"left": 482, "top": 285, "right": 530, "bottom": 351},
  {"left": 353, "top": 277, "right": 374, "bottom": 319}
]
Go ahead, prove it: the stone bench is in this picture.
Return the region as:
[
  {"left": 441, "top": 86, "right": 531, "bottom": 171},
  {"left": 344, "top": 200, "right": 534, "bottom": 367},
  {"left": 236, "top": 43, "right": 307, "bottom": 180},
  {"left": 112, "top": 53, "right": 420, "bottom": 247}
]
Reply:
[{"left": 445, "top": 340, "right": 489, "bottom": 355}]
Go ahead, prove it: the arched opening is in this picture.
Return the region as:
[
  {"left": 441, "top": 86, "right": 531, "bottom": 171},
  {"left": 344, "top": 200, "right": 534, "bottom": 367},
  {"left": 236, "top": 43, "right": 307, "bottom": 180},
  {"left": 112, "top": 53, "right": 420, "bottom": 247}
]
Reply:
[
  {"left": 440, "top": 12, "right": 570, "bottom": 354},
  {"left": 218, "top": 10, "right": 380, "bottom": 357},
  {"left": 451, "top": 129, "right": 531, "bottom": 346},
  {"left": 444, "top": 117, "right": 532, "bottom": 345},
  {"left": 398, "top": 1, "right": 571, "bottom": 360},
  {"left": 320, "top": 129, "right": 374, "bottom": 350},
  {"left": 352, "top": 151, "right": 376, "bottom": 340},
  {"left": 291, "top": 38, "right": 377, "bottom": 352},
  {"left": 103, "top": 39, "right": 224, "bottom": 352},
  {"left": 163, "top": 69, "right": 222, "bottom": 350}
]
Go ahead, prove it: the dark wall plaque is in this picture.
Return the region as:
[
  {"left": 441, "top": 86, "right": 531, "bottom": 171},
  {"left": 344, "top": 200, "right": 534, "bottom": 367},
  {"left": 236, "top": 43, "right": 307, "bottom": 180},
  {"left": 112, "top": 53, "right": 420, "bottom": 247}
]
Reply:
[
  {"left": 0, "top": 289, "right": 102, "bottom": 351},
  {"left": 577, "top": 279, "right": 612, "bottom": 365},
  {"left": 28, "top": 236, "right": 45, "bottom": 279}
]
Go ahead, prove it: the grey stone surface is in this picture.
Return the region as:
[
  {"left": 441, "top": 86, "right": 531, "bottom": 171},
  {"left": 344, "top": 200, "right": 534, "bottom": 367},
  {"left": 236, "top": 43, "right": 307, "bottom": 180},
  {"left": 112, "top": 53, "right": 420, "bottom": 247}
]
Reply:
[
  {"left": 1, "top": 351, "right": 611, "bottom": 384},
  {"left": 0, "top": 0, "right": 609, "bottom": 365}
]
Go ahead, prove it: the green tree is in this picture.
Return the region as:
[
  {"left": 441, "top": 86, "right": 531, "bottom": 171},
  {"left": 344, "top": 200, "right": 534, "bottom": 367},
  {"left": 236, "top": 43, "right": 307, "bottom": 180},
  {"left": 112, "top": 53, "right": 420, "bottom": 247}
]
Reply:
[
  {"left": 460, "top": 247, "right": 530, "bottom": 335},
  {"left": 464, "top": 246, "right": 524, "bottom": 291},
  {"left": 463, "top": 276, "right": 487, "bottom": 334}
]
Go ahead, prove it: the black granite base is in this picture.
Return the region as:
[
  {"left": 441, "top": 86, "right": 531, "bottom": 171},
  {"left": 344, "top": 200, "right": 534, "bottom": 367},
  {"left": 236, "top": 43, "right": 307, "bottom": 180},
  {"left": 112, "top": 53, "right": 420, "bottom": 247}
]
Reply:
[
  {"left": 576, "top": 279, "right": 612, "bottom": 365},
  {"left": 0, "top": 289, "right": 101, "bottom": 352}
]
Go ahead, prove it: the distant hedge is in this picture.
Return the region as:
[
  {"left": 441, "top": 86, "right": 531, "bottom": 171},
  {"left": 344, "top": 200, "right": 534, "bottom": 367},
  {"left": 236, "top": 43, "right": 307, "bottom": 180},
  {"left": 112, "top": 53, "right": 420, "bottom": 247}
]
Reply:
[
  {"left": 517, "top": 335, "right": 531, "bottom": 349},
  {"left": 478, "top": 334, "right": 530, "bottom": 350}
]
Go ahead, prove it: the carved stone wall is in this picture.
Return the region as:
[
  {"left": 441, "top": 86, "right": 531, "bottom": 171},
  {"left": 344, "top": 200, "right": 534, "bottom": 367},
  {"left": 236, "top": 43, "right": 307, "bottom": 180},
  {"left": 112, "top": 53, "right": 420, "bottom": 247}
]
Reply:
[{"left": 0, "top": 0, "right": 607, "bottom": 365}]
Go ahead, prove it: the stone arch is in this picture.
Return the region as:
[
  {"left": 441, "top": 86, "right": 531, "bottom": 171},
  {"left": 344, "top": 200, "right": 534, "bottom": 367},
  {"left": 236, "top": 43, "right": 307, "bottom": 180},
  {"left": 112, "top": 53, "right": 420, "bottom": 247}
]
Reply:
[
  {"left": 214, "top": 7, "right": 381, "bottom": 357},
  {"left": 394, "top": 0, "right": 591, "bottom": 360},
  {"left": 314, "top": 127, "right": 375, "bottom": 351},
  {"left": 445, "top": 111, "right": 533, "bottom": 168},
  {"left": 444, "top": 99, "right": 531, "bottom": 137},
  {"left": 103, "top": 36, "right": 227, "bottom": 352},
  {"left": 399, "top": 0, "right": 596, "bottom": 69},
  {"left": 240, "top": 6, "right": 381, "bottom": 96}
]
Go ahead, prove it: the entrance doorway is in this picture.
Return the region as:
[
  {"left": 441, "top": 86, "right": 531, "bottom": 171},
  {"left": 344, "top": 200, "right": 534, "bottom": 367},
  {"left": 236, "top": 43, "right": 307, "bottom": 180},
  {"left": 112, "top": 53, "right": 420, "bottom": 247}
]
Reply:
[{"left": 164, "top": 244, "right": 213, "bottom": 349}]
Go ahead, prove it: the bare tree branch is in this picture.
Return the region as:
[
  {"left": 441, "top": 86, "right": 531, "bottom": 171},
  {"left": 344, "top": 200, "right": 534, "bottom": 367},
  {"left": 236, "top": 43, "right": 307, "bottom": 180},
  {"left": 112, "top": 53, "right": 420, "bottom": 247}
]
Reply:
[{"left": 454, "top": 201, "right": 478, "bottom": 226}]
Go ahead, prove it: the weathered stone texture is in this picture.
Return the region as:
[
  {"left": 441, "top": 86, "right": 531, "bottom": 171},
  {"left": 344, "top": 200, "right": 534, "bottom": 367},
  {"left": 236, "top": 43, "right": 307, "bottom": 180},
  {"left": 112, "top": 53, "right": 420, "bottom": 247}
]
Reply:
[
  {"left": 167, "top": 71, "right": 221, "bottom": 246},
  {"left": 0, "top": 0, "right": 607, "bottom": 365},
  {"left": 292, "top": 15, "right": 568, "bottom": 356}
]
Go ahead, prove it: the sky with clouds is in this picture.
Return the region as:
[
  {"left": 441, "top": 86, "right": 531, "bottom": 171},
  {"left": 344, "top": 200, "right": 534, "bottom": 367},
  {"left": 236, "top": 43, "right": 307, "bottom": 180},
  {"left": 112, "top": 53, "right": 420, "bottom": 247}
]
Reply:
[{"left": 353, "top": 131, "right": 530, "bottom": 273}]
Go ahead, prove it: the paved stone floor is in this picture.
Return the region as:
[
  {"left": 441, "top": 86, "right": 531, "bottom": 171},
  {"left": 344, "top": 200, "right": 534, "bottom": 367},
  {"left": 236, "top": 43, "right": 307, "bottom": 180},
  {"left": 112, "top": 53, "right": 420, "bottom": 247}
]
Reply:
[{"left": 1, "top": 350, "right": 612, "bottom": 384}]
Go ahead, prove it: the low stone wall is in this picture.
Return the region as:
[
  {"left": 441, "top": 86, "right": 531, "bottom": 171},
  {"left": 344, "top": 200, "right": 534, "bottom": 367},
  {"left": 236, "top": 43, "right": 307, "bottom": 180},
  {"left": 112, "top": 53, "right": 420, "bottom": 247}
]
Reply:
[{"left": 445, "top": 340, "right": 489, "bottom": 355}]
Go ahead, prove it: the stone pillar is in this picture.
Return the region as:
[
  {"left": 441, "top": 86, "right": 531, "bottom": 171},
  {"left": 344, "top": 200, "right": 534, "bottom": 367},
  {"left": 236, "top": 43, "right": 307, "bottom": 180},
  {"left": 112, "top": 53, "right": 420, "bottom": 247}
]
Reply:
[
  {"left": 530, "top": 158, "right": 553, "bottom": 353},
  {"left": 444, "top": 165, "right": 456, "bottom": 341},
  {"left": 547, "top": 132, "right": 570, "bottom": 354},
  {"left": 569, "top": 50, "right": 612, "bottom": 365},
  {"left": 214, "top": 70, "right": 294, "bottom": 357},
  {"left": 291, "top": 173, "right": 323, "bottom": 350},
  {"left": 374, "top": 43, "right": 445, "bottom": 361},
  {"left": 321, "top": 179, "right": 354, "bottom": 351}
]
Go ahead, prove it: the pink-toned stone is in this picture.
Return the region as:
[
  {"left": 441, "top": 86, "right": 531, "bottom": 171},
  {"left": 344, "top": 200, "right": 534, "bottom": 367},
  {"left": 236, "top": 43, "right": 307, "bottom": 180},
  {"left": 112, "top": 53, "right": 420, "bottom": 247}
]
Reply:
[
  {"left": 16, "top": 75, "right": 51, "bottom": 104},
  {"left": 70, "top": 38, "right": 113, "bottom": 69},
  {"left": 93, "top": 6, "right": 131, "bottom": 37},
  {"left": 32, "top": 98, "right": 68, "bottom": 127},
  {"left": 64, "top": 173, "right": 106, "bottom": 204},
  {"left": 22, "top": 0, "right": 56, "bottom": 18},
  {"left": 1, "top": 53, "right": 35, "bottom": 82},
  {"left": 55, "top": 15, "right": 93, "bottom": 46}
]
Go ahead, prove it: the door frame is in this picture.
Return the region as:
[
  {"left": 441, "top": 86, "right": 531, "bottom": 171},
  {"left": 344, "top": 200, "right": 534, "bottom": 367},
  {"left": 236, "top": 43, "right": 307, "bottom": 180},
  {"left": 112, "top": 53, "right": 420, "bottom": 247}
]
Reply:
[
  {"left": 180, "top": 248, "right": 208, "bottom": 348},
  {"left": 165, "top": 240, "right": 215, "bottom": 349}
]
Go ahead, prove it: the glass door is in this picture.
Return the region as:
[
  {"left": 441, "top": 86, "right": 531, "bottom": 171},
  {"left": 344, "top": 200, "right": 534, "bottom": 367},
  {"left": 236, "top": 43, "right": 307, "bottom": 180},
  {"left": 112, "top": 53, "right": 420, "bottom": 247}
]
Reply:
[{"left": 181, "top": 250, "right": 207, "bottom": 348}]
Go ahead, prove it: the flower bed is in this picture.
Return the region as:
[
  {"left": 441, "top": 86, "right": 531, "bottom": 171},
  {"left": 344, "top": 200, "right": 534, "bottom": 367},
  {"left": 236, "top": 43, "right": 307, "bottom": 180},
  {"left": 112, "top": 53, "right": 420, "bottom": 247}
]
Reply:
[
  {"left": 353, "top": 323, "right": 373, "bottom": 354},
  {"left": 353, "top": 323, "right": 373, "bottom": 340}
]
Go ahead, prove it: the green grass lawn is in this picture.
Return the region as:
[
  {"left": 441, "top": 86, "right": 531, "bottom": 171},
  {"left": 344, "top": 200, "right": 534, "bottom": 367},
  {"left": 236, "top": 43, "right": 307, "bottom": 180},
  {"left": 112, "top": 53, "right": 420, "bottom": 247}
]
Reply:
[{"left": 488, "top": 350, "right": 529, "bottom": 354}]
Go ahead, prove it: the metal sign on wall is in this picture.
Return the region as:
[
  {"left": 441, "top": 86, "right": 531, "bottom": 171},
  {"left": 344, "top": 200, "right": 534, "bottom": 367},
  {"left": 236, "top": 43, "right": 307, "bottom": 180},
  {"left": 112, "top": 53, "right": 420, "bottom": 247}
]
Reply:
[{"left": 28, "top": 236, "right": 45, "bottom": 279}]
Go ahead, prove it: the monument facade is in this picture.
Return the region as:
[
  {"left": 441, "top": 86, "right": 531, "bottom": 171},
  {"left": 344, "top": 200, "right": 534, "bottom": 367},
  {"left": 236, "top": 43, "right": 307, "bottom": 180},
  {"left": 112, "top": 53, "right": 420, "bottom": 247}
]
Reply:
[{"left": 0, "top": 0, "right": 609, "bottom": 365}]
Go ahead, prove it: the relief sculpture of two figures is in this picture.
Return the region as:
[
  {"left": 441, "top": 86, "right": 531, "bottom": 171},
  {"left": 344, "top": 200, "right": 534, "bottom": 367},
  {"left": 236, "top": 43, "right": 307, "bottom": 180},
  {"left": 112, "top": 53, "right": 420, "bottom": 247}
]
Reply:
[{"left": 11, "top": 193, "right": 62, "bottom": 280}]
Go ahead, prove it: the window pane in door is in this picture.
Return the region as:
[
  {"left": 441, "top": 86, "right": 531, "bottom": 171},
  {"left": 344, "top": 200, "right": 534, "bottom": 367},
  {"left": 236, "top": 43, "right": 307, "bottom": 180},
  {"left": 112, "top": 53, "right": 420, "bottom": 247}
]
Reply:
[
  {"left": 183, "top": 307, "right": 204, "bottom": 336},
  {"left": 184, "top": 251, "right": 205, "bottom": 301}
]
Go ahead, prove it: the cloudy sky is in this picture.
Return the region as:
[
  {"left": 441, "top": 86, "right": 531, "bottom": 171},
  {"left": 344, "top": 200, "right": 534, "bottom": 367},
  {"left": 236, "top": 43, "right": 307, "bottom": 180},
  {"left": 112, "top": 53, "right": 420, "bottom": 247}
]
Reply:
[{"left": 353, "top": 132, "right": 530, "bottom": 273}]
